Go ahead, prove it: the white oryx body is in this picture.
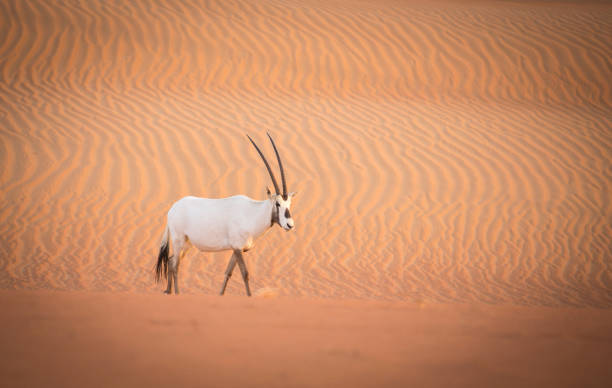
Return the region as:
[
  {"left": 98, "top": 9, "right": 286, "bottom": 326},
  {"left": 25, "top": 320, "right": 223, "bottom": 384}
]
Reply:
[
  {"left": 167, "top": 195, "right": 275, "bottom": 252},
  {"left": 155, "top": 133, "right": 295, "bottom": 296},
  {"left": 165, "top": 193, "right": 294, "bottom": 252}
]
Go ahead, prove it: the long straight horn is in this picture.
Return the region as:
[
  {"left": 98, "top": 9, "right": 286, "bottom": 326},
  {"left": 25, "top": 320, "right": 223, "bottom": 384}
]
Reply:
[
  {"left": 267, "top": 132, "right": 287, "bottom": 199},
  {"left": 247, "top": 134, "right": 281, "bottom": 195}
]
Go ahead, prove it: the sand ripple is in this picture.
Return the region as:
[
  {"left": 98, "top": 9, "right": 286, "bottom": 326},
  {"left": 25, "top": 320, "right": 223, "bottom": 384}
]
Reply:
[{"left": 1, "top": 0, "right": 610, "bottom": 306}]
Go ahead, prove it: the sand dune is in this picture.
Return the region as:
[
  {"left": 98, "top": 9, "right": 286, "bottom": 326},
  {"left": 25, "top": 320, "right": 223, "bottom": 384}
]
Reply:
[{"left": 0, "top": 0, "right": 611, "bottom": 306}]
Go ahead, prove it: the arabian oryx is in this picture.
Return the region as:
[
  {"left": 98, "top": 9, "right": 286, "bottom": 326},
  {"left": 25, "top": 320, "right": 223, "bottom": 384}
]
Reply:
[{"left": 155, "top": 133, "right": 296, "bottom": 296}]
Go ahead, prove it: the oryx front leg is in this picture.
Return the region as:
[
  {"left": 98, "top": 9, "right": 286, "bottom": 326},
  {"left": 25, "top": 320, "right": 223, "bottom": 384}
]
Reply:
[
  {"left": 235, "top": 250, "right": 252, "bottom": 297},
  {"left": 219, "top": 252, "right": 237, "bottom": 296}
]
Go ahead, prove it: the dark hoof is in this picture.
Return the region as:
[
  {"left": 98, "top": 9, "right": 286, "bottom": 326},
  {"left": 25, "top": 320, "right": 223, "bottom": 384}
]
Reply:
[{"left": 163, "top": 290, "right": 171, "bottom": 295}]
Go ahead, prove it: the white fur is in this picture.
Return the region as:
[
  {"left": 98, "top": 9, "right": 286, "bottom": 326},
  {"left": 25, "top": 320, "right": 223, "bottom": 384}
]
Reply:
[
  {"left": 163, "top": 192, "right": 295, "bottom": 253},
  {"left": 168, "top": 195, "right": 271, "bottom": 251}
]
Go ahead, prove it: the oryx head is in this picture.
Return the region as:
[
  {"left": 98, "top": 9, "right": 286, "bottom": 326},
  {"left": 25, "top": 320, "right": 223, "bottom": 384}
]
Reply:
[{"left": 247, "top": 133, "right": 296, "bottom": 231}]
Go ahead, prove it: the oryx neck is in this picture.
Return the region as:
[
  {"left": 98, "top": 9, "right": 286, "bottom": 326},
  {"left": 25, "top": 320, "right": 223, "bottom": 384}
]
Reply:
[{"left": 270, "top": 199, "right": 278, "bottom": 227}]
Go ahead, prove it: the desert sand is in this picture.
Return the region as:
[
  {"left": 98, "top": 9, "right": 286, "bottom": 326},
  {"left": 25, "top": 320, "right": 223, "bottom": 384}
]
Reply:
[
  {"left": 2, "top": 290, "right": 612, "bottom": 388},
  {"left": 0, "top": 0, "right": 611, "bottom": 386}
]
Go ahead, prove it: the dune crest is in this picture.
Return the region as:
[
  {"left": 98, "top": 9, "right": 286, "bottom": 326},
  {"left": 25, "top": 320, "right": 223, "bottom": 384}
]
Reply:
[{"left": 0, "top": 0, "right": 610, "bottom": 306}]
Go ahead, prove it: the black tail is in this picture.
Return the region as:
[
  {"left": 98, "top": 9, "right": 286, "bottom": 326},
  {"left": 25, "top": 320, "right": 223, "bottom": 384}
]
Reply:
[{"left": 155, "top": 242, "right": 169, "bottom": 283}]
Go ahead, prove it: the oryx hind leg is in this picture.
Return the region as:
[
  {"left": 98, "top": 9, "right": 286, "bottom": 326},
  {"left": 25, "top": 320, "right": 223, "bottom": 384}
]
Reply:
[
  {"left": 166, "top": 237, "right": 185, "bottom": 295},
  {"left": 164, "top": 255, "right": 174, "bottom": 294},
  {"left": 235, "top": 250, "right": 252, "bottom": 297},
  {"left": 219, "top": 252, "right": 237, "bottom": 296}
]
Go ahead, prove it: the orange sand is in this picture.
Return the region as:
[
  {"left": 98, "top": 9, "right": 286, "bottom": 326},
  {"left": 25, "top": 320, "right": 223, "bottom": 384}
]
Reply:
[
  {"left": 0, "top": 0, "right": 611, "bottom": 385},
  {"left": 1, "top": 0, "right": 610, "bottom": 305},
  {"left": 2, "top": 290, "right": 612, "bottom": 388}
]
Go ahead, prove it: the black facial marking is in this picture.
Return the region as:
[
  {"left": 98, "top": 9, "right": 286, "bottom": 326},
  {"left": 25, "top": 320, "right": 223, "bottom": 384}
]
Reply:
[
  {"left": 271, "top": 202, "right": 279, "bottom": 226},
  {"left": 285, "top": 208, "right": 291, "bottom": 219}
]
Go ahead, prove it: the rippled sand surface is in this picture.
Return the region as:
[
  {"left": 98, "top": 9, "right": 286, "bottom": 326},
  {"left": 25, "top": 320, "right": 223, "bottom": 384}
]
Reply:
[{"left": 1, "top": 0, "right": 611, "bottom": 306}]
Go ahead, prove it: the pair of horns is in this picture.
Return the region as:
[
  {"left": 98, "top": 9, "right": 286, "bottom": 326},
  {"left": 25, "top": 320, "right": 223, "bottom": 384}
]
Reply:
[{"left": 247, "top": 132, "right": 288, "bottom": 199}]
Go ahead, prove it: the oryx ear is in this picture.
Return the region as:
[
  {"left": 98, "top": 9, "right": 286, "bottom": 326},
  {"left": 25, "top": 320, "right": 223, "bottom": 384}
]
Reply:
[
  {"left": 289, "top": 191, "right": 297, "bottom": 198},
  {"left": 266, "top": 186, "right": 272, "bottom": 197}
]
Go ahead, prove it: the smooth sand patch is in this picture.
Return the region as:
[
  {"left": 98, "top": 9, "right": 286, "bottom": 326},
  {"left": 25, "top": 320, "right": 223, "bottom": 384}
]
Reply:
[{"left": 2, "top": 290, "right": 611, "bottom": 387}]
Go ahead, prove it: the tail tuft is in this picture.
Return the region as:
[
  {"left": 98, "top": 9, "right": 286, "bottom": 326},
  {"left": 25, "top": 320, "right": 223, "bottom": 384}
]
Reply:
[{"left": 155, "top": 241, "right": 169, "bottom": 283}]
